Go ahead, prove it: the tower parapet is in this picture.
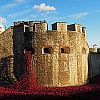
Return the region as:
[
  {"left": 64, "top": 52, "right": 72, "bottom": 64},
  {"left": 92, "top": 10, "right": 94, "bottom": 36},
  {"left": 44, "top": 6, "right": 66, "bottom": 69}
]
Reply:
[
  {"left": 34, "top": 21, "right": 48, "bottom": 32},
  {"left": 67, "top": 24, "right": 86, "bottom": 34},
  {"left": 52, "top": 22, "right": 67, "bottom": 31},
  {"left": 67, "top": 24, "right": 81, "bottom": 32},
  {"left": 14, "top": 21, "right": 29, "bottom": 26},
  {"left": 14, "top": 21, "right": 87, "bottom": 34},
  {"left": 82, "top": 27, "right": 86, "bottom": 34},
  {"left": 14, "top": 21, "right": 48, "bottom": 33}
]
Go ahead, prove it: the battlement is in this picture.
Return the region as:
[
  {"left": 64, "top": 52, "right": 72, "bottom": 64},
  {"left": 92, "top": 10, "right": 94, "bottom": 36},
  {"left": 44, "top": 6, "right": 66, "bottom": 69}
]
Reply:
[
  {"left": 67, "top": 24, "right": 86, "bottom": 33},
  {"left": 14, "top": 21, "right": 47, "bottom": 26},
  {"left": 14, "top": 21, "right": 29, "bottom": 26},
  {"left": 13, "top": 21, "right": 86, "bottom": 34},
  {"left": 82, "top": 27, "right": 86, "bottom": 33},
  {"left": 52, "top": 22, "right": 67, "bottom": 31},
  {"left": 14, "top": 20, "right": 48, "bottom": 32}
]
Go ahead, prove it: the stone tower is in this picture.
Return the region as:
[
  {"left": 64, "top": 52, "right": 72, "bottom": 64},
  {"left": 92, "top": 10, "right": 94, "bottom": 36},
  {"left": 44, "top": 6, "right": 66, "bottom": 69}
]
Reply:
[
  {"left": 13, "top": 21, "right": 89, "bottom": 87},
  {"left": 31, "top": 22, "right": 89, "bottom": 86}
]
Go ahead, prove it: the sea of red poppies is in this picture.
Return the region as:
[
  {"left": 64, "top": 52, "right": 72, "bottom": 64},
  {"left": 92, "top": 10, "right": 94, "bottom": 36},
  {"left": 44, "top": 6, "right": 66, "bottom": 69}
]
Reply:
[
  {"left": 0, "top": 76, "right": 100, "bottom": 99},
  {"left": 0, "top": 51, "right": 100, "bottom": 99}
]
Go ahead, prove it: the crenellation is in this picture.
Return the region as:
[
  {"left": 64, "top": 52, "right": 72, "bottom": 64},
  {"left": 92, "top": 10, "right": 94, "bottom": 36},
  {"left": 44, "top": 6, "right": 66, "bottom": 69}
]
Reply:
[
  {"left": 67, "top": 24, "right": 81, "bottom": 32},
  {"left": 75, "top": 24, "right": 82, "bottom": 33},
  {"left": 52, "top": 22, "right": 67, "bottom": 31},
  {"left": 82, "top": 27, "right": 86, "bottom": 34},
  {"left": 14, "top": 21, "right": 87, "bottom": 34},
  {"left": 34, "top": 22, "right": 48, "bottom": 32},
  {"left": 67, "top": 24, "right": 76, "bottom": 31}
]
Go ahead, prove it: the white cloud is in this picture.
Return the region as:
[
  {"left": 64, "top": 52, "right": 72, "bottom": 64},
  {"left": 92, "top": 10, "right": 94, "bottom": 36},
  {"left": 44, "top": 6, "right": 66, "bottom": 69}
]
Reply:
[
  {"left": 8, "top": 9, "right": 32, "bottom": 19},
  {"left": 0, "top": 16, "right": 6, "bottom": 23},
  {"left": 42, "top": 12, "right": 89, "bottom": 22},
  {"left": 1, "top": 0, "right": 25, "bottom": 9},
  {"left": 15, "top": 0, "right": 24, "bottom": 2},
  {"left": 33, "top": 3, "right": 56, "bottom": 12},
  {"left": 69, "top": 12, "right": 89, "bottom": 19},
  {"left": 4, "top": 3, "right": 16, "bottom": 8}
]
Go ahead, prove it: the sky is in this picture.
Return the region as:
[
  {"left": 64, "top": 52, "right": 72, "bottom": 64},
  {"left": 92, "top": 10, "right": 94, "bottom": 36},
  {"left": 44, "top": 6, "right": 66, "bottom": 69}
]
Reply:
[{"left": 0, "top": 0, "right": 100, "bottom": 47}]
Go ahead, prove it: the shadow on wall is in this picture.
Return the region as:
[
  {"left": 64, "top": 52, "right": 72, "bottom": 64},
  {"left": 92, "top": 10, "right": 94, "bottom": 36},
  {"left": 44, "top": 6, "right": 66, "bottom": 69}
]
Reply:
[
  {"left": 88, "top": 50, "right": 100, "bottom": 84},
  {"left": 0, "top": 55, "right": 16, "bottom": 86}
]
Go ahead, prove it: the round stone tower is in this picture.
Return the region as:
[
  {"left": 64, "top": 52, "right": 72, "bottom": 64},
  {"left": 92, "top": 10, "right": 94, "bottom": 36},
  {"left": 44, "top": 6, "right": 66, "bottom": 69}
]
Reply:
[{"left": 31, "top": 21, "right": 89, "bottom": 87}]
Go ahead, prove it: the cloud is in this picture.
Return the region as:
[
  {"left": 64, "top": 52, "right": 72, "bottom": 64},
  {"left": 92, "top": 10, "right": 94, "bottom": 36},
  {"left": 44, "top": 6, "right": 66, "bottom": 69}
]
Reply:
[
  {"left": 15, "top": 0, "right": 24, "bottom": 2},
  {"left": 42, "top": 12, "right": 89, "bottom": 22},
  {"left": 33, "top": 3, "right": 56, "bottom": 12},
  {"left": 3, "top": 3, "right": 16, "bottom": 8},
  {"left": 0, "top": 16, "right": 6, "bottom": 23},
  {"left": 69, "top": 12, "right": 89, "bottom": 19},
  {"left": 8, "top": 9, "right": 32, "bottom": 19},
  {"left": 1, "top": 0, "right": 25, "bottom": 9}
]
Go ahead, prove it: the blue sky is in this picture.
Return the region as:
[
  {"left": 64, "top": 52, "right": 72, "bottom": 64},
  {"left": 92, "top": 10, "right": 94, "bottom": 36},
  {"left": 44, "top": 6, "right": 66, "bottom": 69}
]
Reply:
[{"left": 0, "top": 0, "right": 100, "bottom": 47}]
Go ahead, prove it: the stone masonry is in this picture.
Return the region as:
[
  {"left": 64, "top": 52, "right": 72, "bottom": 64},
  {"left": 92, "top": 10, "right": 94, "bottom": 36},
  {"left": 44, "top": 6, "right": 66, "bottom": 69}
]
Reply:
[
  {"left": 0, "top": 20, "right": 97, "bottom": 87},
  {"left": 0, "top": 26, "right": 16, "bottom": 85},
  {"left": 89, "top": 48, "right": 100, "bottom": 78}
]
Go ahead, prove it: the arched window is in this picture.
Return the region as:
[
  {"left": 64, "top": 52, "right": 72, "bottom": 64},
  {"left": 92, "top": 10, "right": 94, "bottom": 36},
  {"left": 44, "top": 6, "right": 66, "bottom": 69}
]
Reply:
[
  {"left": 42, "top": 47, "right": 53, "bottom": 54},
  {"left": 61, "top": 47, "right": 70, "bottom": 54}
]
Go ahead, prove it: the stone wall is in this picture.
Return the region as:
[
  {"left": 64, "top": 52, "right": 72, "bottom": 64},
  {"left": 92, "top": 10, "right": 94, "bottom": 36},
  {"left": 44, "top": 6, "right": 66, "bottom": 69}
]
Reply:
[
  {"left": 0, "top": 21, "right": 89, "bottom": 87},
  {"left": 88, "top": 51, "right": 100, "bottom": 78},
  {"left": 0, "top": 26, "right": 16, "bottom": 84},
  {"left": 31, "top": 22, "right": 89, "bottom": 87}
]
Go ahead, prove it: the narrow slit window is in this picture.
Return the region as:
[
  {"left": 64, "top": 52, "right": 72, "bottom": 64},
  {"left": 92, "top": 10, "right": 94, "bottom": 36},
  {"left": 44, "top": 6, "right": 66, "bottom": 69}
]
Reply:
[
  {"left": 61, "top": 47, "right": 70, "bottom": 54},
  {"left": 61, "top": 48, "right": 64, "bottom": 53},
  {"left": 43, "top": 47, "right": 53, "bottom": 54},
  {"left": 44, "top": 48, "right": 50, "bottom": 53}
]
